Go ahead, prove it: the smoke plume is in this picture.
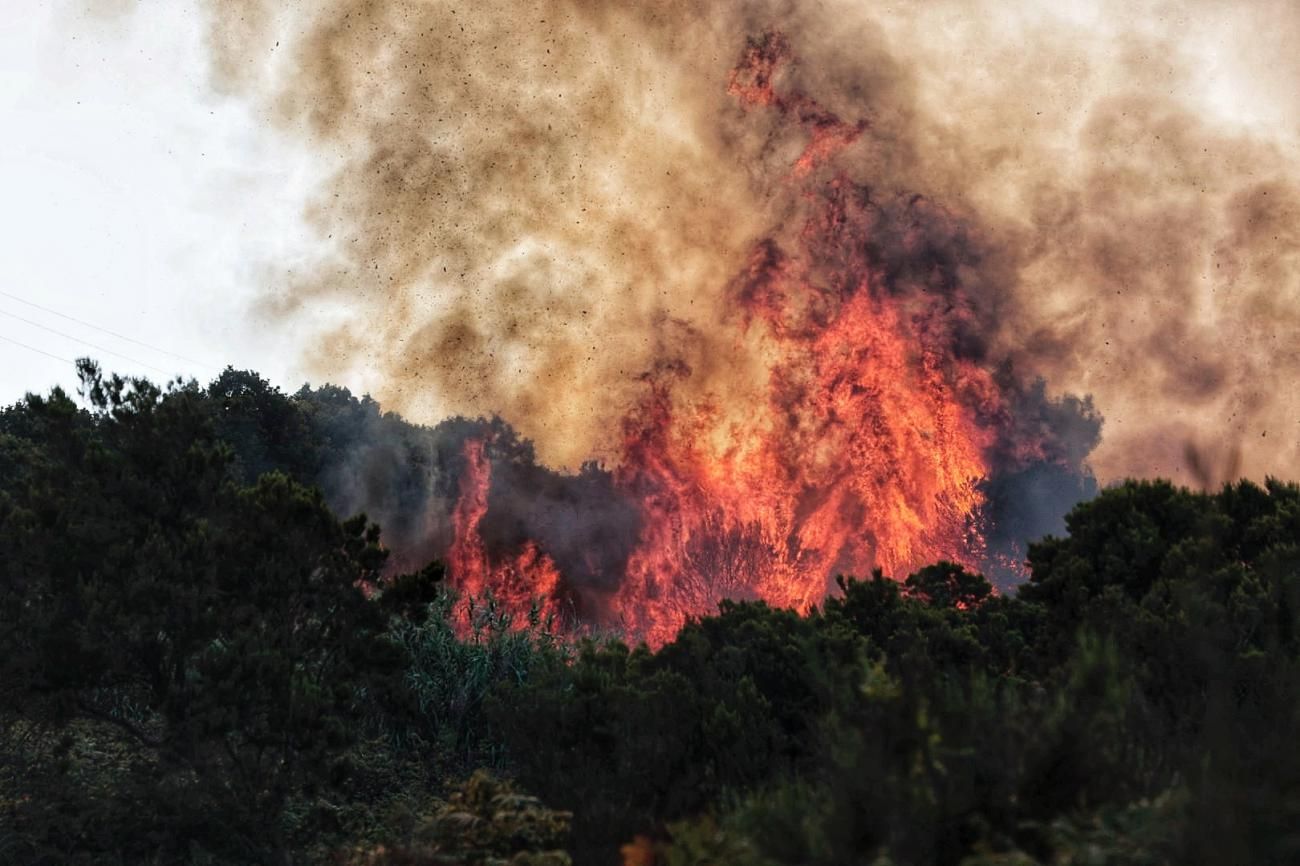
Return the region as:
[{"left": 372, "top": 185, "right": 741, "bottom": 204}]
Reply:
[
  {"left": 182, "top": 0, "right": 1300, "bottom": 638},
  {"left": 199, "top": 0, "right": 1300, "bottom": 481}
]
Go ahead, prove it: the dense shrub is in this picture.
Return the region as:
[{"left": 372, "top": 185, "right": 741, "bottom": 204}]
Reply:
[{"left": 2, "top": 367, "right": 1298, "bottom": 864}]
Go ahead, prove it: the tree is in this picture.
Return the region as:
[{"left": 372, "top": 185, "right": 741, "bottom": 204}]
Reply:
[
  {"left": 0, "top": 362, "right": 406, "bottom": 863},
  {"left": 904, "top": 561, "right": 994, "bottom": 609}
]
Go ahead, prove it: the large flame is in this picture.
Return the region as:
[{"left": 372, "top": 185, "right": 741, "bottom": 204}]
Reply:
[
  {"left": 449, "top": 436, "right": 567, "bottom": 631},
  {"left": 445, "top": 32, "right": 1050, "bottom": 645},
  {"left": 198, "top": 0, "right": 1300, "bottom": 580}
]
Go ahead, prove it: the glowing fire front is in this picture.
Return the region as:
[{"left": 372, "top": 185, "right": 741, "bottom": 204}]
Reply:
[{"left": 444, "top": 30, "right": 1048, "bottom": 646}]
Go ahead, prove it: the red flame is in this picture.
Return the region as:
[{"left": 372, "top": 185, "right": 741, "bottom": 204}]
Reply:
[
  {"left": 607, "top": 194, "right": 1000, "bottom": 644},
  {"left": 727, "top": 30, "right": 866, "bottom": 177},
  {"left": 444, "top": 30, "right": 1032, "bottom": 645},
  {"left": 449, "top": 437, "right": 565, "bottom": 632}
]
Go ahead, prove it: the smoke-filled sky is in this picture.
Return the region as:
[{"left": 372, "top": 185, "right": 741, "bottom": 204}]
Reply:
[{"left": 5, "top": 0, "right": 1299, "bottom": 487}]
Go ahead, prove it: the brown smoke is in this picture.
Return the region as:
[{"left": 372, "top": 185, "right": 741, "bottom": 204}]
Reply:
[{"left": 197, "top": 0, "right": 1300, "bottom": 485}]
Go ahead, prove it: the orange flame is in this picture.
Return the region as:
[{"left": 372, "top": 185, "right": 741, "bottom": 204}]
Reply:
[
  {"left": 607, "top": 193, "right": 997, "bottom": 644},
  {"left": 448, "top": 437, "right": 565, "bottom": 632},
  {"left": 727, "top": 30, "right": 866, "bottom": 178},
  {"left": 444, "top": 29, "right": 1025, "bottom": 646}
]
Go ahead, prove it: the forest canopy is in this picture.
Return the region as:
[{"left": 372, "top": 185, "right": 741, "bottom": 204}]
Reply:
[{"left": 2, "top": 363, "right": 1299, "bottom": 865}]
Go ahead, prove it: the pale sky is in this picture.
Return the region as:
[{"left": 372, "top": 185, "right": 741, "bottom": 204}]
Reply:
[{"left": 0, "top": 1, "right": 313, "bottom": 406}]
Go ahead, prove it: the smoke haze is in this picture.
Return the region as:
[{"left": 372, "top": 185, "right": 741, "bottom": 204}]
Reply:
[
  {"left": 62, "top": 0, "right": 1294, "bottom": 639},
  {"left": 190, "top": 0, "right": 1300, "bottom": 486}
]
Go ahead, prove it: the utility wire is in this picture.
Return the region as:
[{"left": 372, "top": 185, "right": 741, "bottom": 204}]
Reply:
[
  {"left": 0, "top": 289, "right": 214, "bottom": 369},
  {"left": 0, "top": 308, "right": 172, "bottom": 376},
  {"left": 0, "top": 332, "right": 75, "bottom": 365}
]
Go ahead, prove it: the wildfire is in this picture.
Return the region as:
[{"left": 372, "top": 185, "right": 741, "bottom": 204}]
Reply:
[
  {"left": 443, "top": 29, "right": 1051, "bottom": 646},
  {"left": 727, "top": 30, "right": 867, "bottom": 178},
  {"left": 606, "top": 185, "right": 1000, "bottom": 645},
  {"left": 448, "top": 437, "right": 566, "bottom": 633}
]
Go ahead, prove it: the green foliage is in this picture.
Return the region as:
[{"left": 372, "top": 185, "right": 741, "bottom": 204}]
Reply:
[
  {"left": 394, "top": 590, "right": 569, "bottom": 764},
  {"left": 483, "top": 602, "right": 859, "bottom": 865},
  {"left": 337, "top": 772, "right": 572, "bottom": 866},
  {"left": 0, "top": 363, "right": 407, "bottom": 863},
  {"left": 3, "top": 366, "right": 1300, "bottom": 865},
  {"left": 636, "top": 479, "right": 1300, "bottom": 866},
  {"left": 905, "top": 561, "right": 994, "bottom": 609}
]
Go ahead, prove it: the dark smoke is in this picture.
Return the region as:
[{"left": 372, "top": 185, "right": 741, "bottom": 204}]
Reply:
[
  {"left": 981, "top": 377, "right": 1103, "bottom": 586},
  {"left": 218, "top": 377, "right": 645, "bottom": 605},
  {"left": 474, "top": 431, "right": 641, "bottom": 600}
]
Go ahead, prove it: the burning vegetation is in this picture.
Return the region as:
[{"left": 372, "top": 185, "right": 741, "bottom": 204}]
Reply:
[
  {"left": 371, "top": 29, "right": 1100, "bottom": 644},
  {"left": 5, "top": 2, "right": 1300, "bottom": 863},
  {"left": 3, "top": 364, "right": 1299, "bottom": 864},
  {"left": 180, "top": 0, "right": 1299, "bottom": 644}
]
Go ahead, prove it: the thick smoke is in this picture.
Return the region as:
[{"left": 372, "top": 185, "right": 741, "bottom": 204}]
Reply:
[
  {"left": 198, "top": 0, "right": 1300, "bottom": 484},
  {"left": 202, "top": 0, "right": 773, "bottom": 471},
  {"left": 179, "top": 0, "right": 1300, "bottom": 623},
  {"left": 293, "top": 399, "right": 636, "bottom": 584},
  {"left": 852, "top": 1, "right": 1300, "bottom": 483}
]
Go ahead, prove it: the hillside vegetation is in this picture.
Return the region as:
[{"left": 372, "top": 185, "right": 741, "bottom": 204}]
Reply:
[{"left": 2, "top": 364, "right": 1298, "bottom": 865}]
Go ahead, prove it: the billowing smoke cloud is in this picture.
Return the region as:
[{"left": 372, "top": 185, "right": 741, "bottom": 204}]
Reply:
[
  {"left": 177, "top": 1, "right": 1300, "bottom": 635},
  {"left": 197, "top": 0, "right": 1300, "bottom": 484},
  {"left": 202, "top": 0, "right": 773, "bottom": 471}
]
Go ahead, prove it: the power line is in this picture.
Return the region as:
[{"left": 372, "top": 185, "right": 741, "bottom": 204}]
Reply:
[
  {"left": 0, "top": 332, "right": 75, "bottom": 365},
  {"left": 0, "top": 309, "right": 171, "bottom": 376},
  {"left": 0, "top": 289, "right": 214, "bottom": 369}
]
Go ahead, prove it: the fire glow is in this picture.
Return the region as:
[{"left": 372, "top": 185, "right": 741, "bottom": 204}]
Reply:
[{"left": 443, "top": 32, "right": 1081, "bottom": 646}]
